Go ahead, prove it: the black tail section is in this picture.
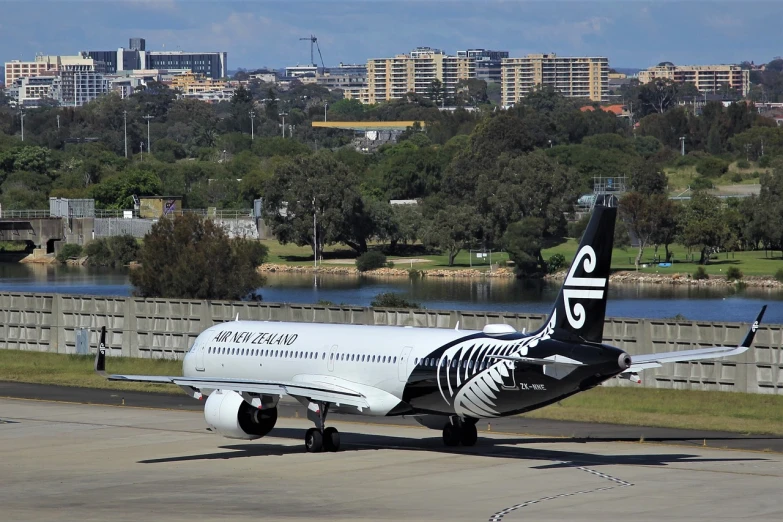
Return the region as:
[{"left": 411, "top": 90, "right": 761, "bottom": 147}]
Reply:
[
  {"left": 740, "top": 305, "right": 766, "bottom": 347},
  {"left": 545, "top": 205, "right": 617, "bottom": 343}
]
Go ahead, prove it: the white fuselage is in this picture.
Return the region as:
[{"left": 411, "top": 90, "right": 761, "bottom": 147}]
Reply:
[{"left": 183, "top": 320, "right": 478, "bottom": 415}]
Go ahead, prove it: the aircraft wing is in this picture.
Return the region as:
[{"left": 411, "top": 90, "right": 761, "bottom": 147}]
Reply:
[
  {"left": 621, "top": 306, "right": 766, "bottom": 381},
  {"left": 489, "top": 354, "right": 585, "bottom": 366},
  {"left": 94, "top": 342, "right": 369, "bottom": 409}
]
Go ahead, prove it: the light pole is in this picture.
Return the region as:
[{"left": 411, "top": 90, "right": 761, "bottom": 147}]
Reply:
[
  {"left": 140, "top": 142, "right": 144, "bottom": 162},
  {"left": 679, "top": 136, "right": 686, "bottom": 156},
  {"left": 56, "top": 114, "right": 60, "bottom": 129},
  {"left": 249, "top": 110, "right": 256, "bottom": 140},
  {"left": 279, "top": 112, "right": 287, "bottom": 138},
  {"left": 20, "top": 111, "right": 25, "bottom": 142},
  {"left": 313, "top": 196, "right": 317, "bottom": 269},
  {"left": 324, "top": 103, "right": 328, "bottom": 122},
  {"left": 123, "top": 110, "right": 128, "bottom": 159},
  {"left": 143, "top": 114, "right": 153, "bottom": 155}
]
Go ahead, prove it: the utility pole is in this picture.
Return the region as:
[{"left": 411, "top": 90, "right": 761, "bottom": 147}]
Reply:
[
  {"left": 20, "top": 111, "right": 25, "bottom": 141},
  {"left": 140, "top": 142, "right": 144, "bottom": 162},
  {"left": 279, "top": 112, "right": 287, "bottom": 138},
  {"left": 679, "top": 136, "right": 686, "bottom": 156},
  {"left": 313, "top": 196, "right": 317, "bottom": 269},
  {"left": 249, "top": 110, "right": 256, "bottom": 140},
  {"left": 142, "top": 114, "right": 153, "bottom": 155},
  {"left": 123, "top": 110, "right": 128, "bottom": 159}
]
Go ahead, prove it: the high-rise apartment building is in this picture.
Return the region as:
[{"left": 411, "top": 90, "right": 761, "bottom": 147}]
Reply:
[
  {"left": 501, "top": 53, "right": 608, "bottom": 106},
  {"left": 355, "top": 47, "right": 475, "bottom": 104},
  {"left": 129, "top": 38, "right": 146, "bottom": 51},
  {"left": 638, "top": 62, "right": 749, "bottom": 96},
  {"left": 457, "top": 49, "right": 508, "bottom": 83}
]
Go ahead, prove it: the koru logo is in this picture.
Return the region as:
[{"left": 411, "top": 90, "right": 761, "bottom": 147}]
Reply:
[
  {"left": 562, "top": 245, "right": 607, "bottom": 329},
  {"left": 752, "top": 321, "right": 759, "bottom": 333}
]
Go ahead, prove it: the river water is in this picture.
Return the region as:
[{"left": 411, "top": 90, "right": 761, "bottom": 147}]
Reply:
[{"left": 0, "top": 263, "right": 779, "bottom": 324}]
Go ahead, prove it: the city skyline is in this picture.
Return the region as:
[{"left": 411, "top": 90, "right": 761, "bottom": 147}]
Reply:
[{"left": 0, "top": 1, "right": 781, "bottom": 75}]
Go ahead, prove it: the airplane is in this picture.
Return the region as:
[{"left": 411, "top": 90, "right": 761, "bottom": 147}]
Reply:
[{"left": 95, "top": 205, "right": 767, "bottom": 453}]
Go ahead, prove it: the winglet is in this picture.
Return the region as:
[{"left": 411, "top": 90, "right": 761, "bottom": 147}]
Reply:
[
  {"left": 740, "top": 305, "right": 766, "bottom": 347},
  {"left": 94, "top": 326, "right": 108, "bottom": 377}
]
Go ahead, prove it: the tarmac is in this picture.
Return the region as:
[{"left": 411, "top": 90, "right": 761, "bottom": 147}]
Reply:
[{"left": 1, "top": 394, "right": 782, "bottom": 521}]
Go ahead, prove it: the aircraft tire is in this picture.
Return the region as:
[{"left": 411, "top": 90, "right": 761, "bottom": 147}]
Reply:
[
  {"left": 323, "top": 427, "right": 340, "bottom": 452},
  {"left": 305, "top": 428, "right": 323, "bottom": 453},
  {"left": 460, "top": 423, "right": 478, "bottom": 446},
  {"left": 442, "top": 424, "right": 460, "bottom": 447}
]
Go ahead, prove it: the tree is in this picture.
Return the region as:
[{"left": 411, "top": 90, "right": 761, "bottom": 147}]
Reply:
[
  {"left": 629, "top": 161, "right": 668, "bottom": 195},
  {"left": 619, "top": 192, "right": 657, "bottom": 269},
  {"left": 679, "top": 192, "right": 727, "bottom": 264},
  {"left": 262, "top": 152, "right": 375, "bottom": 257},
  {"left": 90, "top": 169, "right": 162, "bottom": 209},
  {"left": 502, "top": 217, "right": 546, "bottom": 277},
  {"left": 637, "top": 78, "right": 679, "bottom": 115},
  {"left": 130, "top": 213, "right": 267, "bottom": 300},
  {"left": 422, "top": 205, "right": 483, "bottom": 266},
  {"left": 650, "top": 197, "right": 680, "bottom": 263}
]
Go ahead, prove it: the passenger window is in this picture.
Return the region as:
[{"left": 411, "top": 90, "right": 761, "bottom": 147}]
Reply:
[
  {"left": 330, "top": 353, "right": 334, "bottom": 360},
  {"left": 393, "top": 357, "right": 397, "bottom": 363},
  {"left": 322, "top": 353, "right": 326, "bottom": 359}
]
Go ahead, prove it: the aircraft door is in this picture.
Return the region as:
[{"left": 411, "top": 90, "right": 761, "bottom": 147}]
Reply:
[
  {"left": 398, "top": 346, "right": 413, "bottom": 382},
  {"left": 195, "top": 342, "right": 205, "bottom": 371},
  {"left": 328, "top": 344, "right": 338, "bottom": 372}
]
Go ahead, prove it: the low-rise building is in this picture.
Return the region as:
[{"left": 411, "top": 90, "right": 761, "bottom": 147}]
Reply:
[{"left": 638, "top": 62, "right": 749, "bottom": 96}]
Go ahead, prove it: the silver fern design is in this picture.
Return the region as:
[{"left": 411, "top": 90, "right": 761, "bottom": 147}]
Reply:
[{"left": 436, "top": 314, "right": 556, "bottom": 419}]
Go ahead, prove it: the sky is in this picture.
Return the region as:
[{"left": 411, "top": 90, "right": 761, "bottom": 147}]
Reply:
[{"left": 0, "top": 0, "right": 781, "bottom": 72}]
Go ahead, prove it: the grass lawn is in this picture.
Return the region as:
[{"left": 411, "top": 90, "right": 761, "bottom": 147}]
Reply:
[
  {"left": 0, "top": 350, "right": 182, "bottom": 393},
  {"left": 2, "top": 351, "right": 782, "bottom": 436},
  {"left": 264, "top": 237, "right": 783, "bottom": 278},
  {"left": 529, "top": 386, "right": 783, "bottom": 437},
  {"left": 543, "top": 238, "right": 783, "bottom": 278},
  {"left": 263, "top": 239, "right": 510, "bottom": 271}
]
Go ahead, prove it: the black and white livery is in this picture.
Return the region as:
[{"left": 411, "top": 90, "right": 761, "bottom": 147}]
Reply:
[{"left": 95, "top": 205, "right": 767, "bottom": 452}]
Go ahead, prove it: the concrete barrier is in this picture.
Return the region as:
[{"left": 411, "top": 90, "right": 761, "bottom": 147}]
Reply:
[{"left": 0, "top": 291, "right": 780, "bottom": 394}]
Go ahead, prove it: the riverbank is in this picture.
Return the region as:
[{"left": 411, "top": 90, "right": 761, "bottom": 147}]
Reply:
[{"left": 258, "top": 262, "right": 783, "bottom": 288}]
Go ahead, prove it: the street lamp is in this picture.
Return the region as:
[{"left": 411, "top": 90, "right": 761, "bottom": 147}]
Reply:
[
  {"left": 324, "top": 103, "right": 328, "bottom": 122},
  {"left": 20, "top": 111, "right": 25, "bottom": 142},
  {"left": 679, "top": 136, "right": 686, "bottom": 156},
  {"left": 143, "top": 114, "right": 154, "bottom": 155},
  {"left": 279, "top": 112, "right": 288, "bottom": 138},
  {"left": 249, "top": 110, "right": 256, "bottom": 140},
  {"left": 140, "top": 142, "right": 144, "bottom": 162}
]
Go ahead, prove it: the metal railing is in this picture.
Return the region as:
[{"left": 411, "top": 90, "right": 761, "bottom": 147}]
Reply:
[{"left": 1, "top": 208, "right": 255, "bottom": 220}]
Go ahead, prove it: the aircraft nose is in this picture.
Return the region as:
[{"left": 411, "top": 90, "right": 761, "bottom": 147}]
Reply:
[{"left": 618, "top": 352, "right": 632, "bottom": 371}]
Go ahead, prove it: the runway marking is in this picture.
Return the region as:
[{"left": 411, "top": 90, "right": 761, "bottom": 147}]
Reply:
[{"left": 487, "top": 463, "right": 633, "bottom": 522}]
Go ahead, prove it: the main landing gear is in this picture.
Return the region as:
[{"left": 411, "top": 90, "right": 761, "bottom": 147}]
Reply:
[
  {"left": 304, "top": 401, "right": 340, "bottom": 453},
  {"left": 442, "top": 417, "right": 478, "bottom": 447}
]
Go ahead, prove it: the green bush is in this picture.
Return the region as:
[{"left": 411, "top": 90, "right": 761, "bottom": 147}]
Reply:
[
  {"left": 370, "top": 292, "right": 422, "bottom": 309},
  {"left": 55, "top": 243, "right": 83, "bottom": 263},
  {"left": 547, "top": 253, "right": 567, "bottom": 274},
  {"left": 758, "top": 155, "right": 772, "bottom": 168},
  {"left": 408, "top": 268, "right": 423, "bottom": 279},
  {"left": 726, "top": 266, "right": 743, "bottom": 281},
  {"left": 567, "top": 215, "right": 590, "bottom": 239},
  {"left": 356, "top": 250, "right": 387, "bottom": 272},
  {"left": 696, "top": 157, "right": 730, "bottom": 178},
  {"left": 693, "top": 266, "right": 709, "bottom": 280},
  {"left": 385, "top": 260, "right": 395, "bottom": 269},
  {"left": 674, "top": 155, "right": 699, "bottom": 167},
  {"left": 690, "top": 176, "right": 714, "bottom": 190},
  {"left": 85, "top": 235, "right": 140, "bottom": 267},
  {"left": 774, "top": 268, "right": 783, "bottom": 283},
  {"left": 736, "top": 159, "right": 751, "bottom": 169}
]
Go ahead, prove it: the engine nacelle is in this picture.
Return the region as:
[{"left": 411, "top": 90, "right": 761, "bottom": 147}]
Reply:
[{"left": 204, "top": 390, "right": 278, "bottom": 440}]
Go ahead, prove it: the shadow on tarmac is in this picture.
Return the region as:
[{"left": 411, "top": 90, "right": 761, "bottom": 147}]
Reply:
[{"left": 138, "top": 427, "right": 769, "bottom": 468}]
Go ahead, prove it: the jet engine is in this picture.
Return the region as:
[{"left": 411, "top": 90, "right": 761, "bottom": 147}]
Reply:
[{"left": 204, "top": 390, "right": 278, "bottom": 440}]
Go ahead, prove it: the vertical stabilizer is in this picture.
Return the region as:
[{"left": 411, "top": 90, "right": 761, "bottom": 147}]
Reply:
[{"left": 546, "top": 205, "right": 617, "bottom": 343}]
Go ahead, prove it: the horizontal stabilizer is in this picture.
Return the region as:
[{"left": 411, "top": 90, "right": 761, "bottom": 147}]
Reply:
[{"left": 489, "top": 354, "right": 585, "bottom": 367}]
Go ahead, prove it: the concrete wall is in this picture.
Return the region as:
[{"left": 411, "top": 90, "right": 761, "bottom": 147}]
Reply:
[{"left": 0, "top": 291, "right": 780, "bottom": 395}]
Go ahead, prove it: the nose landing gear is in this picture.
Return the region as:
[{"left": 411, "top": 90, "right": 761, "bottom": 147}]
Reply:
[
  {"left": 304, "top": 401, "right": 341, "bottom": 453},
  {"left": 442, "top": 417, "right": 478, "bottom": 447}
]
